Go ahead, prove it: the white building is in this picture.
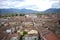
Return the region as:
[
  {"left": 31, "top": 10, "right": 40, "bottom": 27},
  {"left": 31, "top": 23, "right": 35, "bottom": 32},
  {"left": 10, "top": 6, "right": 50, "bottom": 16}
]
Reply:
[
  {"left": 10, "top": 37, "right": 18, "bottom": 40},
  {"left": 23, "top": 34, "right": 38, "bottom": 40},
  {"left": 23, "top": 30, "right": 39, "bottom": 40}
]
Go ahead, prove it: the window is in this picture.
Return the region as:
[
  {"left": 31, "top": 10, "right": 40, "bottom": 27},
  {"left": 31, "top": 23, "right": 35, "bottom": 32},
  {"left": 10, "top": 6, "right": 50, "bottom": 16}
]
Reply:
[
  {"left": 34, "top": 38, "right": 36, "bottom": 40},
  {"left": 58, "top": 20, "right": 60, "bottom": 24},
  {"left": 10, "top": 37, "right": 18, "bottom": 40}
]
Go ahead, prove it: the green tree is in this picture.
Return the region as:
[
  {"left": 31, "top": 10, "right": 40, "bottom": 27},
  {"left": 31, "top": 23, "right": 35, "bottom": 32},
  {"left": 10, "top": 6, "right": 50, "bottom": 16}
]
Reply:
[
  {"left": 15, "top": 14, "right": 18, "bottom": 16},
  {"left": 20, "top": 31, "right": 27, "bottom": 40},
  {"left": 23, "top": 31, "right": 27, "bottom": 36},
  {"left": 20, "top": 14, "right": 25, "bottom": 16}
]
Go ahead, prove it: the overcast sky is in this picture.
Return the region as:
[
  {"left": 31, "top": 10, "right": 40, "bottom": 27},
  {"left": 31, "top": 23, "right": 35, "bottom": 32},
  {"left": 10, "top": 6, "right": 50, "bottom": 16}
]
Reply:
[{"left": 0, "top": 0, "right": 60, "bottom": 11}]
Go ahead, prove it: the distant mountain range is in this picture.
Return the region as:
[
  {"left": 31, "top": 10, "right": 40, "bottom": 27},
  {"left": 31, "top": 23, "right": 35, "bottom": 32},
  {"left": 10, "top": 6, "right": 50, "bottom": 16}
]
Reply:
[
  {"left": 45, "top": 8, "right": 60, "bottom": 13},
  {"left": 0, "top": 8, "right": 60, "bottom": 15},
  {"left": 0, "top": 8, "right": 38, "bottom": 14}
]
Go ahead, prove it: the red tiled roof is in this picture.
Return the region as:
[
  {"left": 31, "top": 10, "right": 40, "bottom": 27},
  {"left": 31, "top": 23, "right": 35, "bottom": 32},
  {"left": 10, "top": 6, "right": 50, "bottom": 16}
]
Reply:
[
  {"left": 37, "top": 28, "right": 60, "bottom": 40},
  {"left": 44, "top": 32, "right": 59, "bottom": 40},
  {"left": 0, "top": 31, "right": 8, "bottom": 40},
  {"left": 57, "top": 35, "right": 60, "bottom": 40},
  {"left": 40, "top": 29, "right": 60, "bottom": 40},
  {"left": 6, "top": 33, "right": 20, "bottom": 40}
]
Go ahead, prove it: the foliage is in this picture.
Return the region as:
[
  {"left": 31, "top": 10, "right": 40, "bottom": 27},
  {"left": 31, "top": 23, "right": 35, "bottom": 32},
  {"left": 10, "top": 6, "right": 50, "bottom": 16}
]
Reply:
[
  {"left": 0, "top": 13, "right": 26, "bottom": 18},
  {"left": 15, "top": 14, "right": 18, "bottom": 16},
  {"left": 19, "top": 14, "right": 25, "bottom": 16},
  {"left": 20, "top": 31, "right": 27, "bottom": 40},
  {"left": 23, "top": 31, "right": 27, "bottom": 36}
]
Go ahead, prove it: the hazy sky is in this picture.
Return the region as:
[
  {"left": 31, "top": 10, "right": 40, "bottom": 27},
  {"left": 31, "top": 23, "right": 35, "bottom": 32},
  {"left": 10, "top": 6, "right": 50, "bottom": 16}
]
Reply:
[{"left": 0, "top": 0, "right": 60, "bottom": 11}]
